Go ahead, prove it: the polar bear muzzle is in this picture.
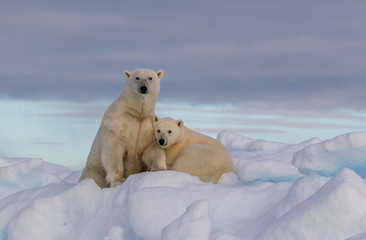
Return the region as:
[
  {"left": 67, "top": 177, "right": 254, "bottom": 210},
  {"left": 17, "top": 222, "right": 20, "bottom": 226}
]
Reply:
[
  {"left": 138, "top": 81, "right": 149, "bottom": 94},
  {"left": 139, "top": 86, "right": 148, "bottom": 94},
  {"left": 159, "top": 138, "right": 164, "bottom": 146}
]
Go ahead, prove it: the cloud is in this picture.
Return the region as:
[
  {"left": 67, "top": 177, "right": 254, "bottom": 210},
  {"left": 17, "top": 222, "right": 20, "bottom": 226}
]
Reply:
[{"left": 1, "top": 1, "right": 366, "bottom": 111}]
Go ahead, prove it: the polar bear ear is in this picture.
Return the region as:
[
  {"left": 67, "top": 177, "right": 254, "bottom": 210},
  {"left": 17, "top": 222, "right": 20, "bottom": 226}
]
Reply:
[
  {"left": 124, "top": 70, "right": 131, "bottom": 79},
  {"left": 177, "top": 120, "right": 184, "bottom": 128},
  {"left": 154, "top": 115, "right": 160, "bottom": 123},
  {"left": 156, "top": 70, "right": 164, "bottom": 80}
]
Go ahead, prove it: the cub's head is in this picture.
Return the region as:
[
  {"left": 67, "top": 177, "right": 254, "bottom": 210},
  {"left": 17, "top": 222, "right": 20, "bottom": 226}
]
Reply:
[
  {"left": 124, "top": 69, "right": 164, "bottom": 95},
  {"left": 154, "top": 116, "right": 184, "bottom": 149}
]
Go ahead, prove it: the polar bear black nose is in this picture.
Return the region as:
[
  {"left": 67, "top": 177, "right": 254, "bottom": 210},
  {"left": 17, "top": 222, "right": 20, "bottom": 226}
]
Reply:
[
  {"left": 159, "top": 139, "right": 165, "bottom": 146},
  {"left": 139, "top": 86, "right": 148, "bottom": 94}
]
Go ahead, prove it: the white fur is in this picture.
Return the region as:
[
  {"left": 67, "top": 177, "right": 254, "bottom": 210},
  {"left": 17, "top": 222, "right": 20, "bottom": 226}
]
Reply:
[
  {"left": 143, "top": 116, "right": 234, "bottom": 183},
  {"left": 79, "top": 69, "right": 164, "bottom": 188}
]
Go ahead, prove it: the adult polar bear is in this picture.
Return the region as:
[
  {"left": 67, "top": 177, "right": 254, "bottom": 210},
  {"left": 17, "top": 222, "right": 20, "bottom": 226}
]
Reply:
[
  {"left": 80, "top": 68, "right": 164, "bottom": 188},
  {"left": 143, "top": 116, "right": 234, "bottom": 183}
]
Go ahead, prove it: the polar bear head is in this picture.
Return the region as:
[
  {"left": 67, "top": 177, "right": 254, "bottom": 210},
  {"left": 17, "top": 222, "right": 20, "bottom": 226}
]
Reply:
[
  {"left": 154, "top": 116, "right": 184, "bottom": 149},
  {"left": 124, "top": 69, "right": 164, "bottom": 95}
]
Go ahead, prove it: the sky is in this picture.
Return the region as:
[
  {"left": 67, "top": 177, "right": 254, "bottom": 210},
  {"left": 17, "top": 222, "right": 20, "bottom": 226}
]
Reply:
[{"left": 1, "top": 1, "right": 366, "bottom": 169}]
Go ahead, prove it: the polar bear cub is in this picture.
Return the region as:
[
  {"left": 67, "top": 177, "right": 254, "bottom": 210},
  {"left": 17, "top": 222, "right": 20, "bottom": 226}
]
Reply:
[
  {"left": 143, "top": 116, "right": 234, "bottom": 183},
  {"left": 80, "top": 68, "right": 164, "bottom": 188}
]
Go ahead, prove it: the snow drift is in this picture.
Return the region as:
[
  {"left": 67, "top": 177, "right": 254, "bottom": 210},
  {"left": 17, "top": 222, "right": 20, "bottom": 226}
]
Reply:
[
  {"left": 1, "top": 131, "right": 366, "bottom": 240},
  {"left": 292, "top": 132, "right": 366, "bottom": 177}
]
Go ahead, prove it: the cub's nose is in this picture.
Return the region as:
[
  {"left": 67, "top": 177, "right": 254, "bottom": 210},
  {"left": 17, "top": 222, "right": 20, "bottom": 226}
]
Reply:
[
  {"left": 159, "top": 139, "right": 165, "bottom": 146},
  {"left": 139, "top": 86, "right": 148, "bottom": 94}
]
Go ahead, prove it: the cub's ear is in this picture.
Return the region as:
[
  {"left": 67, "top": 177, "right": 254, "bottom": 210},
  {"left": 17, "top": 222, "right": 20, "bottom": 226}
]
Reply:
[
  {"left": 156, "top": 70, "right": 164, "bottom": 80},
  {"left": 177, "top": 120, "right": 184, "bottom": 128},
  {"left": 124, "top": 70, "right": 131, "bottom": 79},
  {"left": 154, "top": 115, "right": 160, "bottom": 123}
]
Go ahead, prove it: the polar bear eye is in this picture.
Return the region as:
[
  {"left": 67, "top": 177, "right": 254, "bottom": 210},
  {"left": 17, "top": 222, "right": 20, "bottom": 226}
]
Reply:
[
  {"left": 135, "top": 77, "right": 140, "bottom": 80},
  {"left": 168, "top": 130, "right": 172, "bottom": 134},
  {"left": 148, "top": 77, "right": 153, "bottom": 80},
  {"left": 157, "top": 129, "right": 160, "bottom": 133}
]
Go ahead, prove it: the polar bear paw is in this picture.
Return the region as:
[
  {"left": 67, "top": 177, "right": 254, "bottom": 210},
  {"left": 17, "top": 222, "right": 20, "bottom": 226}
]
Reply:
[{"left": 106, "top": 173, "right": 126, "bottom": 188}]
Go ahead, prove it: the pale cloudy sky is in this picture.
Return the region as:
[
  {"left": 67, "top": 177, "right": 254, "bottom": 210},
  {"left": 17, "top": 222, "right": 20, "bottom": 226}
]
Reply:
[{"left": 1, "top": 1, "right": 366, "bottom": 168}]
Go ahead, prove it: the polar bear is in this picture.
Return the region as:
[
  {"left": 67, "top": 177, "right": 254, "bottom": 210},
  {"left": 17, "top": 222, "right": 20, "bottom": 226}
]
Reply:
[
  {"left": 79, "top": 68, "right": 164, "bottom": 188},
  {"left": 143, "top": 116, "right": 234, "bottom": 183}
]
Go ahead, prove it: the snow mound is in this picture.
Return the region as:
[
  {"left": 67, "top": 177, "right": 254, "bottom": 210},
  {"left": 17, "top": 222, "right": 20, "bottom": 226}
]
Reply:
[
  {"left": 161, "top": 199, "right": 212, "bottom": 240},
  {"left": 292, "top": 132, "right": 366, "bottom": 177},
  {"left": 217, "top": 131, "right": 286, "bottom": 152},
  {"left": 275, "top": 173, "right": 329, "bottom": 218},
  {"left": 229, "top": 135, "right": 321, "bottom": 182},
  {"left": 0, "top": 157, "right": 73, "bottom": 199},
  {"left": 255, "top": 168, "right": 366, "bottom": 240},
  {"left": 0, "top": 168, "right": 289, "bottom": 240},
  {"left": 1, "top": 131, "right": 366, "bottom": 239}
]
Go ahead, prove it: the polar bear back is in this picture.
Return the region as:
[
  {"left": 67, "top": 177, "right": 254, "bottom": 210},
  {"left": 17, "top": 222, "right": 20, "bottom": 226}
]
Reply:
[{"left": 159, "top": 121, "right": 234, "bottom": 183}]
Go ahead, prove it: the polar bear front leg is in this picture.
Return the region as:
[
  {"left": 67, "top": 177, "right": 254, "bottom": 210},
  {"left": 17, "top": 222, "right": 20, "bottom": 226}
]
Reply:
[
  {"left": 101, "top": 116, "right": 126, "bottom": 187},
  {"left": 101, "top": 143, "right": 126, "bottom": 187},
  {"left": 150, "top": 149, "right": 167, "bottom": 172}
]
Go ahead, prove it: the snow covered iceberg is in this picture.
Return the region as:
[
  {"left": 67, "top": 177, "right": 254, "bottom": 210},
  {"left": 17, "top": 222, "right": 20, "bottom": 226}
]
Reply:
[{"left": 1, "top": 131, "right": 366, "bottom": 240}]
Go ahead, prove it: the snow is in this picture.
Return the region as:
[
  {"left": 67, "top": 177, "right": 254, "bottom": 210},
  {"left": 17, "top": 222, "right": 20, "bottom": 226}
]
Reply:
[
  {"left": 256, "top": 168, "right": 366, "bottom": 240},
  {"left": 1, "top": 131, "right": 366, "bottom": 240},
  {"left": 0, "top": 158, "right": 73, "bottom": 199},
  {"left": 292, "top": 132, "right": 366, "bottom": 177},
  {"left": 218, "top": 131, "right": 322, "bottom": 182},
  {"left": 161, "top": 199, "right": 212, "bottom": 240}
]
